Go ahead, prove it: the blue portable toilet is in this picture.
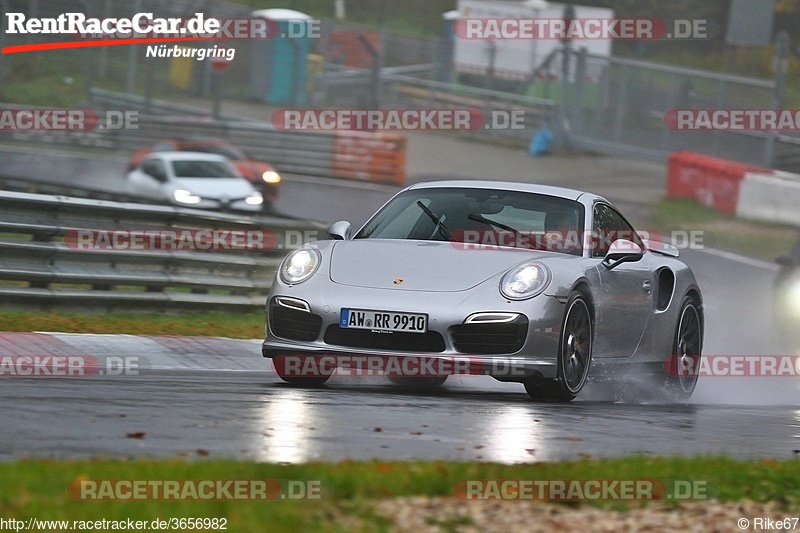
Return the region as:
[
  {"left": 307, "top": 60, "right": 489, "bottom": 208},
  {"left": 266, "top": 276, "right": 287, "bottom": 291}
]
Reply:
[{"left": 249, "top": 9, "right": 312, "bottom": 105}]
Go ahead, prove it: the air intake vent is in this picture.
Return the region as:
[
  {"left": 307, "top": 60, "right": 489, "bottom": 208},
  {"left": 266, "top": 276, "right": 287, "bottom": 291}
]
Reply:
[
  {"left": 269, "top": 299, "right": 322, "bottom": 342},
  {"left": 450, "top": 316, "right": 528, "bottom": 354}
]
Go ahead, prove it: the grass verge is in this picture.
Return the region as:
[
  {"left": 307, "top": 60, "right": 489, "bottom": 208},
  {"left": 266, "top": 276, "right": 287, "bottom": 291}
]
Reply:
[
  {"left": 651, "top": 199, "right": 799, "bottom": 261},
  {"left": 0, "top": 457, "right": 797, "bottom": 531},
  {"left": 0, "top": 310, "right": 264, "bottom": 338}
]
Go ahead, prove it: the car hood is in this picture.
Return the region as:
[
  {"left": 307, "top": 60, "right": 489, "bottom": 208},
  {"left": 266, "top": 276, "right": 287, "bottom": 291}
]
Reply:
[
  {"left": 329, "top": 239, "right": 547, "bottom": 292},
  {"left": 171, "top": 178, "right": 255, "bottom": 198}
]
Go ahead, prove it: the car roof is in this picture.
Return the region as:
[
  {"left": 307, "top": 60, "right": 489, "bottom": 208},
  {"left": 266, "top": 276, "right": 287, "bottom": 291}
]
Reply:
[
  {"left": 406, "top": 180, "right": 607, "bottom": 203},
  {"left": 144, "top": 151, "right": 229, "bottom": 162}
]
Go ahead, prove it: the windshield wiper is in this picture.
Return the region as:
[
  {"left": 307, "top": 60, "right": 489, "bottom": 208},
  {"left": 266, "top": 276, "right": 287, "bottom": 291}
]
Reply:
[
  {"left": 468, "top": 213, "right": 534, "bottom": 248},
  {"left": 417, "top": 201, "right": 453, "bottom": 240}
]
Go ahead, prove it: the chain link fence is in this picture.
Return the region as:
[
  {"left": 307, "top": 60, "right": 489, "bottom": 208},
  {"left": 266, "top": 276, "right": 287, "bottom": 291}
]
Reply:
[
  {"left": 1, "top": 1, "right": 797, "bottom": 171},
  {"left": 563, "top": 48, "right": 792, "bottom": 169}
]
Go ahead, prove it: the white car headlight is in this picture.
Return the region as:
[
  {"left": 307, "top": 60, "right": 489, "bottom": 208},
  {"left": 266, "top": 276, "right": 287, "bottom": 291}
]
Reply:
[
  {"left": 245, "top": 191, "right": 264, "bottom": 205},
  {"left": 262, "top": 171, "right": 281, "bottom": 184},
  {"left": 280, "top": 247, "right": 321, "bottom": 285},
  {"left": 173, "top": 189, "right": 201, "bottom": 205},
  {"left": 500, "top": 262, "right": 550, "bottom": 300}
]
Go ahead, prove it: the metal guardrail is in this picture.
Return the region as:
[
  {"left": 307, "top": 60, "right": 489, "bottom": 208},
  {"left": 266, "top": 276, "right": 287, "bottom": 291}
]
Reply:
[
  {"left": 0, "top": 173, "right": 153, "bottom": 204},
  {"left": 86, "top": 88, "right": 407, "bottom": 184},
  {"left": 317, "top": 64, "right": 556, "bottom": 144},
  {"left": 0, "top": 190, "right": 324, "bottom": 312},
  {"left": 382, "top": 73, "right": 555, "bottom": 142}
]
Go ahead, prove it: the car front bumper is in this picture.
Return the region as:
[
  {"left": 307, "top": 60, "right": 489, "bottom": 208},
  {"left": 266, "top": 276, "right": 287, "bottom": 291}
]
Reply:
[{"left": 262, "top": 281, "right": 566, "bottom": 381}]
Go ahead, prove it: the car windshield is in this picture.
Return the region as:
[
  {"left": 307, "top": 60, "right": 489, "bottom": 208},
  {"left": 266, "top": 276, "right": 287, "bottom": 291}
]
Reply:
[
  {"left": 355, "top": 187, "right": 585, "bottom": 255},
  {"left": 170, "top": 160, "right": 240, "bottom": 179},
  {"left": 183, "top": 144, "right": 246, "bottom": 160}
]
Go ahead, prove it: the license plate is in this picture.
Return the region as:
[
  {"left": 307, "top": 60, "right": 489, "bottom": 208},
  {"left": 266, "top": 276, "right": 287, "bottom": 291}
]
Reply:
[{"left": 340, "top": 308, "right": 427, "bottom": 333}]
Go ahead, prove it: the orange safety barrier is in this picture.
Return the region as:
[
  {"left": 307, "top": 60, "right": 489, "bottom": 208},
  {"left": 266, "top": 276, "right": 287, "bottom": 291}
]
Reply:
[
  {"left": 331, "top": 131, "right": 407, "bottom": 185},
  {"left": 666, "top": 151, "right": 768, "bottom": 215}
]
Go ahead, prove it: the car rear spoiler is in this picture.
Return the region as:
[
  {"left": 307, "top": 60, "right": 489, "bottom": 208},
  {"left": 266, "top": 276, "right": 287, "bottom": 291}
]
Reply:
[{"left": 642, "top": 239, "right": 680, "bottom": 258}]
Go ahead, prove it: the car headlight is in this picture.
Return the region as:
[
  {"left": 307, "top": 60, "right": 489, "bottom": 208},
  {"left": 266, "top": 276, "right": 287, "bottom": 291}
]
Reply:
[
  {"left": 280, "top": 247, "right": 321, "bottom": 285},
  {"left": 500, "top": 262, "right": 550, "bottom": 300},
  {"left": 245, "top": 191, "right": 264, "bottom": 205},
  {"left": 173, "top": 189, "right": 201, "bottom": 205},
  {"left": 262, "top": 170, "right": 281, "bottom": 184}
]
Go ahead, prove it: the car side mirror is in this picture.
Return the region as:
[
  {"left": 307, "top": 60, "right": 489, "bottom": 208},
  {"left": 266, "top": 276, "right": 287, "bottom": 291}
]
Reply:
[
  {"left": 142, "top": 167, "right": 167, "bottom": 182},
  {"left": 327, "top": 220, "right": 352, "bottom": 240},
  {"left": 151, "top": 170, "right": 167, "bottom": 182},
  {"left": 602, "top": 239, "right": 644, "bottom": 270},
  {"left": 776, "top": 255, "right": 796, "bottom": 267}
]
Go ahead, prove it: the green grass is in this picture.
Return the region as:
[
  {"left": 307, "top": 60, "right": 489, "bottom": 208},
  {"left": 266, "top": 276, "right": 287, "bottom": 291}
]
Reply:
[
  {"left": 0, "top": 310, "right": 265, "bottom": 338},
  {"left": 1, "top": 74, "right": 89, "bottom": 108},
  {"left": 651, "top": 199, "right": 799, "bottom": 260},
  {"left": 0, "top": 457, "right": 797, "bottom": 532}
]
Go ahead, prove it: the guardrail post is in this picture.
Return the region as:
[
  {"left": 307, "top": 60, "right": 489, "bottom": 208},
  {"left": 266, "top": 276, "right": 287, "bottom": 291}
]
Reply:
[
  {"left": 126, "top": 0, "right": 142, "bottom": 94},
  {"left": 144, "top": 55, "right": 155, "bottom": 114},
  {"left": 357, "top": 34, "right": 381, "bottom": 109},
  {"left": 571, "top": 47, "right": 587, "bottom": 136},
  {"left": 555, "top": 45, "right": 573, "bottom": 149},
  {"left": 611, "top": 64, "right": 629, "bottom": 144},
  {"left": 764, "top": 30, "right": 790, "bottom": 169}
]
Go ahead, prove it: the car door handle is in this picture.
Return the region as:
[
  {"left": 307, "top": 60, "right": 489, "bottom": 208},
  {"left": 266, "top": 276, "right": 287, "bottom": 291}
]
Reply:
[{"left": 642, "top": 280, "right": 652, "bottom": 295}]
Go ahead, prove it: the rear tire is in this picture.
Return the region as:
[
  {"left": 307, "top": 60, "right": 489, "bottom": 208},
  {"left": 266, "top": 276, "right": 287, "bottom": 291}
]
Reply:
[
  {"left": 664, "top": 296, "right": 702, "bottom": 400},
  {"left": 525, "top": 291, "right": 593, "bottom": 402},
  {"left": 272, "top": 356, "right": 331, "bottom": 387}
]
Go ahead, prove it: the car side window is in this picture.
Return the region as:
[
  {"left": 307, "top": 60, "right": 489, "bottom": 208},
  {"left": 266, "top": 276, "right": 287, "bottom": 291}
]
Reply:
[
  {"left": 592, "top": 204, "right": 640, "bottom": 258},
  {"left": 140, "top": 159, "right": 167, "bottom": 182}
]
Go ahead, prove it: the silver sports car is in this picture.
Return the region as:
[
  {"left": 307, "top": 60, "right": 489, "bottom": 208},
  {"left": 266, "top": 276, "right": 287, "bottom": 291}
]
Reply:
[{"left": 262, "top": 181, "right": 704, "bottom": 401}]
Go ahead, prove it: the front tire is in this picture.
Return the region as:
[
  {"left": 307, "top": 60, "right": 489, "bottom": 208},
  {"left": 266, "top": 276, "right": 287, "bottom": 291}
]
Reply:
[
  {"left": 664, "top": 296, "right": 702, "bottom": 400},
  {"left": 525, "top": 291, "right": 593, "bottom": 402}
]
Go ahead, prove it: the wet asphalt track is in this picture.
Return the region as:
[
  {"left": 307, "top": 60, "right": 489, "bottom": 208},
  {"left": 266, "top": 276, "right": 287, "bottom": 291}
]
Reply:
[
  {"left": 2, "top": 369, "right": 798, "bottom": 463},
  {"left": 1, "top": 170, "right": 799, "bottom": 463}
]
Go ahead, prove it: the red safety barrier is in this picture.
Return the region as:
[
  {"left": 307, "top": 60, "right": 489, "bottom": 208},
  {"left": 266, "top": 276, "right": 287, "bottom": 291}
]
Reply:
[
  {"left": 331, "top": 131, "right": 407, "bottom": 185},
  {"left": 666, "top": 151, "right": 769, "bottom": 215}
]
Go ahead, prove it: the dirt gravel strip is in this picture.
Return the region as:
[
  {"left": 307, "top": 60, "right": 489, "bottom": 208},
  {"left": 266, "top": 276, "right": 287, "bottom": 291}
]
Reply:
[{"left": 373, "top": 497, "right": 790, "bottom": 532}]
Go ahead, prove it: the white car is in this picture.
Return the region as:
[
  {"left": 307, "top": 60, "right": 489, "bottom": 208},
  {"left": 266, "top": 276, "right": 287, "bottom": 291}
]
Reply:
[{"left": 125, "top": 152, "right": 264, "bottom": 212}]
